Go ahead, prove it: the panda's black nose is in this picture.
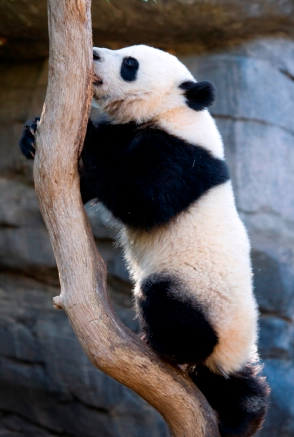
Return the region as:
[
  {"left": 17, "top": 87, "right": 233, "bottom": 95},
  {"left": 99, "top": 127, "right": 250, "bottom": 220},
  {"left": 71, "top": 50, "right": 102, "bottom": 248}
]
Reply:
[{"left": 93, "top": 49, "right": 101, "bottom": 61}]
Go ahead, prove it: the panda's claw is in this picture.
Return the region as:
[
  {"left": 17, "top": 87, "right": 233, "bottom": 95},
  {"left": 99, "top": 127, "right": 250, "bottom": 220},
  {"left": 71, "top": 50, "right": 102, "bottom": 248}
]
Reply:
[
  {"left": 19, "top": 117, "right": 40, "bottom": 160},
  {"left": 140, "top": 333, "right": 150, "bottom": 345}
]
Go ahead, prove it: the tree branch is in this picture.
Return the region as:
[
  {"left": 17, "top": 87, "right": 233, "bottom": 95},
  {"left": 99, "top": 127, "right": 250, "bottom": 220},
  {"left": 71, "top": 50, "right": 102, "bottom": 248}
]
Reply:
[{"left": 33, "top": 1, "right": 220, "bottom": 435}]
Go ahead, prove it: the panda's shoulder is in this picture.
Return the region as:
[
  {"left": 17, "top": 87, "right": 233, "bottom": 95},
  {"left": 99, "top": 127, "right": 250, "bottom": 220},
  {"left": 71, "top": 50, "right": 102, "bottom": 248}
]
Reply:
[
  {"left": 132, "top": 123, "right": 217, "bottom": 163},
  {"left": 133, "top": 123, "right": 230, "bottom": 189},
  {"left": 92, "top": 116, "right": 136, "bottom": 136},
  {"left": 132, "top": 123, "right": 186, "bottom": 151},
  {"left": 88, "top": 117, "right": 139, "bottom": 151}
]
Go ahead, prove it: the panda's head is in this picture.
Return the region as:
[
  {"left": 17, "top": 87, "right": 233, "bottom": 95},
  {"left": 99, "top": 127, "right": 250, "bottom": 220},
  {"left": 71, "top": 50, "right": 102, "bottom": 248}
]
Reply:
[{"left": 92, "top": 45, "right": 215, "bottom": 124}]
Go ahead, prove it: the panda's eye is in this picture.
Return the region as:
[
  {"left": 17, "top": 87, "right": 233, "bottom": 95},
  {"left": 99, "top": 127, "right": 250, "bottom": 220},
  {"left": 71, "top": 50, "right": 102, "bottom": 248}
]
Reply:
[
  {"left": 121, "top": 57, "right": 139, "bottom": 82},
  {"left": 124, "top": 57, "right": 136, "bottom": 67}
]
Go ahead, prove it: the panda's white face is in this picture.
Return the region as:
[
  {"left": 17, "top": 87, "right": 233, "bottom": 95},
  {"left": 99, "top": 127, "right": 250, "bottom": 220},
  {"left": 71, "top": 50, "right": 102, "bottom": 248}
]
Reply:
[{"left": 92, "top": 45, "right": 194, "bottom": 123}]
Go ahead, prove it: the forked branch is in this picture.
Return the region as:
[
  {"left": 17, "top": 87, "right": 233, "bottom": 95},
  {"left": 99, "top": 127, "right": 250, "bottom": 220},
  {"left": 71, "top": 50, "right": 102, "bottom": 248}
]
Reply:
[{"left": 33, "top": 1, "right": 220, "bottom": 436}]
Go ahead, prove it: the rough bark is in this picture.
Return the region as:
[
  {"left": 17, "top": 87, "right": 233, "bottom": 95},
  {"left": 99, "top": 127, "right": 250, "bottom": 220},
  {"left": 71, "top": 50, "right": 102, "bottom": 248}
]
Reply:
[{"left": 33, "top": 1, "right": 220, "bottom": 436}]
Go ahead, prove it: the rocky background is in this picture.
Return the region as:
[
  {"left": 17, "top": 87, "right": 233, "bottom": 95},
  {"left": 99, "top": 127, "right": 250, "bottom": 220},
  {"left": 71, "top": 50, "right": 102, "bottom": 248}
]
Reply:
[{"left": 1, "top": 1, "right": 294, "bottom": 436}]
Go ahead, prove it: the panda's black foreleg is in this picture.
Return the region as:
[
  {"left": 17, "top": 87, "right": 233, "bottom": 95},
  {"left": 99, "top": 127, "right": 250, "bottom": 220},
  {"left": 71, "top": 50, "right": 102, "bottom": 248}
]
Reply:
[
  {"left": 19, "top": 117, "right": 99, "bottom": 205},
  {"left": 136, "top": 273, "right": 218, "bottom": 364},
  {"left": 19, "top": 117, "right": 40, "bottom": 159},
  {"left": 188, "top": 363, "right": 270, "bottom": 437}
]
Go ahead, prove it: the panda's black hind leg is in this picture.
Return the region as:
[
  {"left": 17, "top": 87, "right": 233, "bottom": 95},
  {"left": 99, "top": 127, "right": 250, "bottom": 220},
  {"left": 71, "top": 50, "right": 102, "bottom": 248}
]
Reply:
[
  {"left": 188, "top": 363, "right": 270, "bottom": 437},
  {"left": 136, "top": 272, "right": 218, "bottom": 364}
]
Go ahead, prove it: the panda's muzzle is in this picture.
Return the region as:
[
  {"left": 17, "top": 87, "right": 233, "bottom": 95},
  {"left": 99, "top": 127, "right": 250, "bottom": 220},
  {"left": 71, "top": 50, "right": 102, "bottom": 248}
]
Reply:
[
  {"left": 93, "top": 74, "right": 103, "bottom": 86},
  {"left": 93, "top": 49, "right": 103, "bottom": 85}
]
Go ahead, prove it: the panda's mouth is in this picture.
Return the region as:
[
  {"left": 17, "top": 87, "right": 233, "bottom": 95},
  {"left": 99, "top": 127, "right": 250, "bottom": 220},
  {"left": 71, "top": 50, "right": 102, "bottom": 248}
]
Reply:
[{"left": 93, "top": 74, "right": 103, "bottom": 86}]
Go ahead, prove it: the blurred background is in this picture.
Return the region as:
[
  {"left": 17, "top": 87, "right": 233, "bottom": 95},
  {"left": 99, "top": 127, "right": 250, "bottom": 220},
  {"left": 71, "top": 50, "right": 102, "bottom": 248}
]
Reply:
[{"left": 1, "top": 0, "right": 294, "bottom": 436}]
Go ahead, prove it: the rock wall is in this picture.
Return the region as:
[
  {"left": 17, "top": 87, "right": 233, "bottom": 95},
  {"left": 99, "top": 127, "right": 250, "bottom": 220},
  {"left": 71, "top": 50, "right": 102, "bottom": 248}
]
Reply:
[
  {"left": 1, "top": 37, "right": 294, "bottom": 436},
  {"left": 1, "top": 0, "right": 294, "bottom": 61}
]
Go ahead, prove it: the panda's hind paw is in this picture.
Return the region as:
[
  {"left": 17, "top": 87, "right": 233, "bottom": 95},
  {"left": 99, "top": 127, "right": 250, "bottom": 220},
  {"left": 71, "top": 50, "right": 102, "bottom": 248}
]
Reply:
[
  {"left": 189, "top": 363, "right": 270, "bottom": 437},
  {"left": 19, "top": 117, "right": 40, "bottom": 160}
]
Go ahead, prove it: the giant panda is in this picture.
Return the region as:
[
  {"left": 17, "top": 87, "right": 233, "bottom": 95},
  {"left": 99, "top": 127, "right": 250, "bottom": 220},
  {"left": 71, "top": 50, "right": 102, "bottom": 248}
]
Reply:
[{"left": 20, "top": 44, "right": 269, "bottom": 437}]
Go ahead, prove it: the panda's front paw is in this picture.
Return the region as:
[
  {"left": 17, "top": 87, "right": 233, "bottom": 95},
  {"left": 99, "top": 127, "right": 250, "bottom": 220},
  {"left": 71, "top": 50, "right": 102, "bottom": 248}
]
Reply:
[{"left": 19, "top": 117, "right": 40, "bottom": 160}]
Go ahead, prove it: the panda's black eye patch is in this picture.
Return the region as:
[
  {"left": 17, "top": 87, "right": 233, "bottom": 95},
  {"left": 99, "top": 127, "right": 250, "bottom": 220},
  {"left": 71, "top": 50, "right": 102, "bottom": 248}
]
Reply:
[{"left": 121, "top": 56, "right": 139, "bottom": 82}]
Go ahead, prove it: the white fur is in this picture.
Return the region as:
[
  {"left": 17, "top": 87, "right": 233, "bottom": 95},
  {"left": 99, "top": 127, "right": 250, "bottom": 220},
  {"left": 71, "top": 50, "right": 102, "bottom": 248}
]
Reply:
[{"left": 92, "top": 45, "right": 258, "bottom": 375}]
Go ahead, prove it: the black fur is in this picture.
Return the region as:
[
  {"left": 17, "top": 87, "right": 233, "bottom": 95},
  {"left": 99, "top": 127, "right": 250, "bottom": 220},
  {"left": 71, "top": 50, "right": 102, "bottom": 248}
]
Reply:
[
  {"left": 80, "top": 119, "right": 229, "bottom": 230},
  {"left": 136, "top": 273, "right": 218, "bottom": 364},
  {"left": 93, "top": 49, "right": 101, "bottom": 61},
  {"left": 19, "top": 117, "right": 40, "bottom": 159},
  {"left": 188, "top": 363, "right": 270, "bottom": 437},
  {"left": 120, "top": 57, "right": 139, "bottom": 82},
  {"left": 180, "top": 80, "right": 216, "bottom": 111}
]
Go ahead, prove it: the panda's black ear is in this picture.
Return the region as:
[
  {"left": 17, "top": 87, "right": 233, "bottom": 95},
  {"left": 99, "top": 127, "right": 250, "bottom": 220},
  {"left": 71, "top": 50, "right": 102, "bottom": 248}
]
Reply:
[{"left": 180, "top": 80, "right": 216, "bottom": 111}]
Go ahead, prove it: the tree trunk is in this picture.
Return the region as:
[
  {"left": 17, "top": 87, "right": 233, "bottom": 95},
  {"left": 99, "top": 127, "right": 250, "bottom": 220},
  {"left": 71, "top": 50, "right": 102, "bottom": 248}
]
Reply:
[{"left": 33, "top": 1, "right": 220, "bottom": 436}]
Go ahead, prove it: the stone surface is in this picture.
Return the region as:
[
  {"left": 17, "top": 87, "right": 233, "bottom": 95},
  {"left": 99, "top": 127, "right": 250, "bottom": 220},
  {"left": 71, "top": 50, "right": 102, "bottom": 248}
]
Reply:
[
  {"left": 251, "top": 242, "right": 294, "bottom": 320},
  {"left": 233, "top": 122, "right": 294, "bottom": 217},
  {"left": 0, "top": 177, "right": 130, "bottom": 285},
  {"left": 259, "top": 360, "right": 294, "bottom": 437},
  {"left": 0, "top": 273, "right": 167, "bottom": 437},
  {"left": 182, "top": 53, "right": 294, "bottom": 134},
  {"left": 259, "top": 315, "right": 294, "bottom": 360},
  {"left": 1, "top": 0, "right": 294, "bottom": 60},
  {"left": 0, "top": 60, "right": 47, "bottom": 176},
  {"left": 225, "top": 38, "right": 294, "bottom": 79},
  {"left": 1, "top": 34, "right": 294, "bottom": 437}
]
